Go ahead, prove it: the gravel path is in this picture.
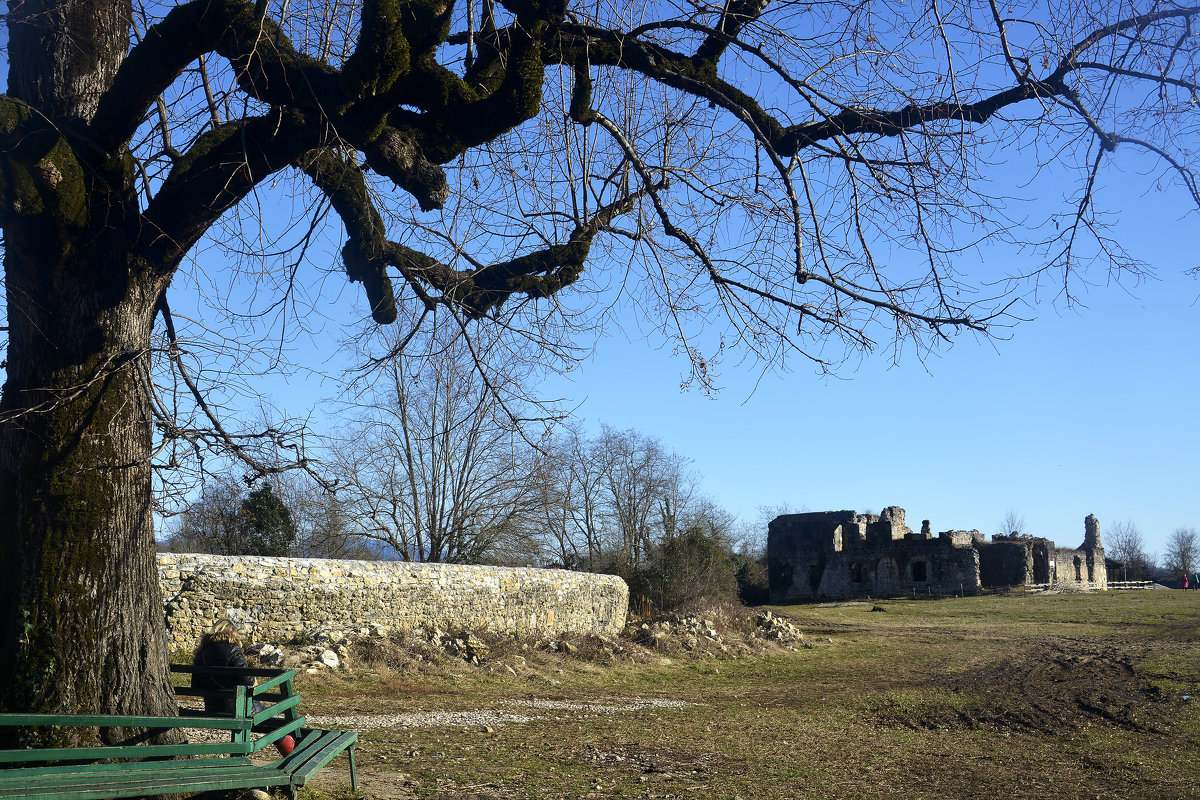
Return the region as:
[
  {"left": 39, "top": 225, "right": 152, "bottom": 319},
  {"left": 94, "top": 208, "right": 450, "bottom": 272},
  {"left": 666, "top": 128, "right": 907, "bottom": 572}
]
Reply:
[{"left": 306, "top": 698, "right": 690, "bottom": 732}]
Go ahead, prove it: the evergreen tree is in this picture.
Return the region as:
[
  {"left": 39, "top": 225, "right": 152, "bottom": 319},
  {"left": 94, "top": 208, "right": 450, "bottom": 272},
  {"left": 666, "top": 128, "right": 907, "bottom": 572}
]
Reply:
[{"left": 239, "top": 484, "right": 298, "bottom": 557}]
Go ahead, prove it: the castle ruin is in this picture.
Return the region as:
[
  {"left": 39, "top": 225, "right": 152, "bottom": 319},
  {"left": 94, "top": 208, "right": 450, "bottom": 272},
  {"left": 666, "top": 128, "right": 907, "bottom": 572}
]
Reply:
[{"left": 767, "top": 508, "right": 1106, "bottom": 601}]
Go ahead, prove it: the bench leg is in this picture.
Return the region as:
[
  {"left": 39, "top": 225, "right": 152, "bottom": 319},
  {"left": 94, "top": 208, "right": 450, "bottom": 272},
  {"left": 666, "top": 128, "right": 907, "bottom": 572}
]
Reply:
[{"left": 348, "top": 744, "right": 359, "bottom": 791}]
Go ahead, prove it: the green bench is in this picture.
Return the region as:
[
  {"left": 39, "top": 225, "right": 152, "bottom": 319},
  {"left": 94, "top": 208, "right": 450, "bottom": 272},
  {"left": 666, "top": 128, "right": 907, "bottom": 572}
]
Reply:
[{"left": 0, "top": 665, "right": 357, "bottom": 799}]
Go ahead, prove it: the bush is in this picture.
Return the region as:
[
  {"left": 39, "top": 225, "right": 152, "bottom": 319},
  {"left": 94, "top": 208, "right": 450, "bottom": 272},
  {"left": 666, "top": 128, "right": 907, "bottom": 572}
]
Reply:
[
  {"left": 629, "top": 527, "right": 740, "bottom": 613},
  {"left": 733, "top": 554, "right": 770, "bottom": 605}
]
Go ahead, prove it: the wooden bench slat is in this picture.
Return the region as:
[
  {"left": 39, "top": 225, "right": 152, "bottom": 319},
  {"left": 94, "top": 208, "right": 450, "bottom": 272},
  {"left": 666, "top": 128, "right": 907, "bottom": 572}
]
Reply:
[
  {"left": 0, "top": 666, "right": 356, "bottom": 797},
  {"left": 170, "top": 665, "right": 295, "bottom": 680},
  {"left": 0, "top": 766, "right": 292, "bottom": 800},
  {"left": 252, "top": 693, "right": 301, "bottom": 725},
  {"left": 1, "top": 761, "right": 273, "bottom": 790},
  {"left": 0, "top": 713, "right": 250, "bottom": 730},
  {"left": 247, "top": 670, "right": 295, "bottom": 695},
  {"left": 249, "top": 715, "right": 306, "bottom": 754},
  {"left": 283, "top": 728, "right": 359, "bottom": 784},
  {"left": 0, "top": 739, "right": 251, "bottom": 764},
  {"left": 0, "top": 755, "right": 253, "bottom": 781}
]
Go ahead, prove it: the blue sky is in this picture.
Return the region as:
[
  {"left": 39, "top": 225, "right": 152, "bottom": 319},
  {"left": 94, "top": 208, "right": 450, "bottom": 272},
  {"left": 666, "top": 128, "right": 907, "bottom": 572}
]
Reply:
[
  {"left": 249, "top": 168, "right": 1196, "bottom": 559},
  {"left": 7, "top": 2, "right": 1185, "bottom": 559},
  {"left": 226, "top": 138, "right": 1199, "bottom": 561},
  {"left": 535, "top": 178, "right": 1199, "bottom": 558},
  {"left": 542, "top": 271, "right": 1197, "bottom": 557}
]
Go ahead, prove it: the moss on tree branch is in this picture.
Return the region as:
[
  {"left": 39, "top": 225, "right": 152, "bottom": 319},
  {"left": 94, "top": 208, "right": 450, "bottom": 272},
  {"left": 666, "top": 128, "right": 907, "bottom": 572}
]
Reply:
[
  {"left": 299, "top": 149, "right": 398, "bottom": 324},
  {"left": 377, "top": 189, "right": 644, "bottom": 319},
  {"left": 0, "top": 98, "right": 87, "bottom": 230},
  {"left": 138, "top": 111, "right": 315, "bottom": 270}
]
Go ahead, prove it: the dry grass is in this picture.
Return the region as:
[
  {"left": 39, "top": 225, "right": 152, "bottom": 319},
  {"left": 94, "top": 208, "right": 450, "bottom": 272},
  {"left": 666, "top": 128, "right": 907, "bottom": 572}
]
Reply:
[{"left": 285, "top": 591, "right": 1200, "bottom": 800}]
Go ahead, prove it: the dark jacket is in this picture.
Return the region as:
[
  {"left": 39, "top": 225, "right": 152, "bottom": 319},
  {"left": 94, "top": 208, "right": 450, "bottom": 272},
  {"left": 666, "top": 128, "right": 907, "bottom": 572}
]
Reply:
[{"left": 192, "top": 640, "right": 255, "bottom": 714}]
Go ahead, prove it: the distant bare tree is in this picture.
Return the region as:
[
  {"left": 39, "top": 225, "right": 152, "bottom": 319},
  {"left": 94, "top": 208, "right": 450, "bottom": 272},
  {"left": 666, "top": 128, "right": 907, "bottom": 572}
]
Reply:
[
  {"left": 163, "top": 478, "right": 245, "bottom": 555},
  {"left": 1106, "top": 519, "right": 1155, "bottom": 581},
  {"left": 535, "top": 425, "right": 609, "bottom": 570},
  {"left": 678, "top": 497, "right": 740, "bottom": 550},
  {"left": 597, "top": 427, "right": 694, "bottom": 569},
  {"left": 270, "top": 473, "right": 376, "bottom": 560},
  {"left": 536, "top": 425, "right": 699, "bottom": 571},
  {"left": 335, "top": 324, "right": 542, "bottom": 563},
  {"left": 165, "top": 478, "right": 298, "bottom": 556},
  {"left": 1164, "top": 528, "right": 1199, "bottom": 579},
  {"left": 996, "top": 510, "right": 1028, "bottom": 537}
]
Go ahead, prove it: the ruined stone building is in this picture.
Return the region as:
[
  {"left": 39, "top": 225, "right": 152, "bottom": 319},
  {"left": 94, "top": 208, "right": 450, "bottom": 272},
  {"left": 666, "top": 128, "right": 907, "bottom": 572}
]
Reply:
[{"left": 767, "top": 507, "right": 1107, "bottom": 601}]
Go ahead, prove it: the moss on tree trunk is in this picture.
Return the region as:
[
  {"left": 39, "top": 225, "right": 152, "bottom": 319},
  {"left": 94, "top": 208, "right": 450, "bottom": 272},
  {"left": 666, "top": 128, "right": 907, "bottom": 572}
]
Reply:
[
  {"left": 0, "top": 1, "right": 180, "bottom": 737},
  {"left": 0, "top": 232, "right": 180, "bottom": 742}
]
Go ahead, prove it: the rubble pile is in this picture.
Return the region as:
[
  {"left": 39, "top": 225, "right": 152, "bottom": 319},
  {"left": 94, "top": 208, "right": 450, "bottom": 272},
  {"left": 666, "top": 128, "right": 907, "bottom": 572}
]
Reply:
[
  {"left": 244, "top": 626, "right": 372, "bottom": 673},
  {"left": 751, "top": 610, "right": 807, "bottom": 643},
  {"left": 240, "top": 608, "right": 821, "bottom": 673},
  {"left": 626, "top": 610, "right": 814, "bottom": 656}
]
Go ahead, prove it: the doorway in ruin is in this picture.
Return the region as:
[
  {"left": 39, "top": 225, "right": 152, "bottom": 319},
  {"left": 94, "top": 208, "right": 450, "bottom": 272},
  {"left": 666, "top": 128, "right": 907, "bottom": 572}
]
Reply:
[
  {"left": 808, "top": 563, "right": 823, "bottom": 593},
  {"left": 1032, "top": 542, "right": 1051, "bottom": 584},
  {"left": 876, "top": 556, "right": 900, "bottom": 593}
]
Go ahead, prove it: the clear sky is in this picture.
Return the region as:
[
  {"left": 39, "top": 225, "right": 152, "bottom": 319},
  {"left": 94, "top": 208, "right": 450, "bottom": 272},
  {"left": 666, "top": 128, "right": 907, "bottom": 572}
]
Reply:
[
  {"left": 223, "top": 137, "right": 1200, "bottom": 561},
  {"left": 535, "top": 180, "right": 1199, "bottom": 559},
  {"left": 540, "top": 275, "right": 1196, "bottom": 557}
]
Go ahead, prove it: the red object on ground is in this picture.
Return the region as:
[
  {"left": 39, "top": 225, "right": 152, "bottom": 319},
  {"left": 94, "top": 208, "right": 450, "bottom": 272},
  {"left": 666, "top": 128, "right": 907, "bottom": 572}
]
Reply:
[{"left": 276, "top": 734, "right": 295, "bottom": 756}]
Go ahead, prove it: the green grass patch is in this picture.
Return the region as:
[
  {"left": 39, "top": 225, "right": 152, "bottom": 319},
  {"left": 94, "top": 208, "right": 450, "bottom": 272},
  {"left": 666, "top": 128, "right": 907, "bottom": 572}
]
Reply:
[{"left": 272, "top": 591, "right": 1200, "bottom": 799}]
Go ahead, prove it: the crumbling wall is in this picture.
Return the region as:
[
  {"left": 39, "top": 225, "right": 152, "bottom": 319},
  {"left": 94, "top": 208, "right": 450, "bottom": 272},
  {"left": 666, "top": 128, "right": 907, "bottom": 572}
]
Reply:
[
  {"left": 813, "top": 539, "right": 980, "bottom": 599},
  {"left": 978, "top": 538, "right": 1034, "bottom": 587},
  {"left": 768, "top": 509, "right": 978, "bottom": 601},
  {"left": 1054, "top": 544, "right": 1107, "bottom": 590},
  {"left": 158, "top": 553, "right": 629, "bottom": 650},
  {"left": 768, "top": 507, "right": 1109, "bottom": 600}
]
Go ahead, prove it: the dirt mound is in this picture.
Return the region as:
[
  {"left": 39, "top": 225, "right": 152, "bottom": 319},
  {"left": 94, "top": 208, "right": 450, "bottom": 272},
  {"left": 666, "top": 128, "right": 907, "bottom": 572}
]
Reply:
[{"left": 877, "top": 637, "right": 1173, "bottom": 734}]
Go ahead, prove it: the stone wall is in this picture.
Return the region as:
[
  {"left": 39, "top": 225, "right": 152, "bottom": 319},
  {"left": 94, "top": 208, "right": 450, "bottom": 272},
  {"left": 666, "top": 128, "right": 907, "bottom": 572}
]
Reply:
[
  {"left": 767, "top": 509, "right": 980, "bottom": 601},
  {"left": 768, "top": 507, "right": 1108, "bottom": 600},
  {"left": 978, "top": 539, "right": 1033, "bottom": 587},
  {"left": 158, "top": 553, "right": 629, "bottom": 650}
]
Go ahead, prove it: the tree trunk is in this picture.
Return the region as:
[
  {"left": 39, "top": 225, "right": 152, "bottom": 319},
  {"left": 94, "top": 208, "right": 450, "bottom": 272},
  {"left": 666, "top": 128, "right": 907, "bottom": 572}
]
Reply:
[
  {"left": 0, "top": 0, "right": 180, "bottom": 742},
  {"left": 0, "top": 234, "right": 179, "bottom": 739}
]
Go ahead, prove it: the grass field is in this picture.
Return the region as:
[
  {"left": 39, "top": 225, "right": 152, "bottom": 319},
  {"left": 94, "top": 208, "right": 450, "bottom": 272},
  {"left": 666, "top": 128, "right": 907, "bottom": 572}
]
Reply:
[{"left": 292, "top": 590, "right": 1200, "bottom": 800}]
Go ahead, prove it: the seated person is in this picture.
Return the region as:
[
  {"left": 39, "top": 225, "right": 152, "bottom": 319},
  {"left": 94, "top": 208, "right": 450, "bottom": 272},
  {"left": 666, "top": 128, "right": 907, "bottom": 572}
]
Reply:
[{"left": 192, "top": 620, "right": 294, "bottom": 755}]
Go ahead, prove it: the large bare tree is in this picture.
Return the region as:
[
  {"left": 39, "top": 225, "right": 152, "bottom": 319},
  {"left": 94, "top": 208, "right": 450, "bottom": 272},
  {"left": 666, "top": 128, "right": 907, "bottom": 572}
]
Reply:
[
  {"left": 333, "top": 322, "right": 542, "bottom": 563},
  {"left": 0, "top": 0, "right": 1196, "bottom": 731}
]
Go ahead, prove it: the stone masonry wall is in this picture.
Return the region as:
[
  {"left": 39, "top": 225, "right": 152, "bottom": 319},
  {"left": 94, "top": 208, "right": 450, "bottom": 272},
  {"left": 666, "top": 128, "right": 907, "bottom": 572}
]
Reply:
[{"left": 158, "top": 553, "right": 629, "bottom": 650}]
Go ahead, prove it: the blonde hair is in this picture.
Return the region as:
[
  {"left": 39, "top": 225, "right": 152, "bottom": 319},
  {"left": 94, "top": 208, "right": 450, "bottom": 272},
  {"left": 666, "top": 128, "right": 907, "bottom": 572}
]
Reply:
[{"left": 195, "top": 619, "right": 242, "bottom": 658}]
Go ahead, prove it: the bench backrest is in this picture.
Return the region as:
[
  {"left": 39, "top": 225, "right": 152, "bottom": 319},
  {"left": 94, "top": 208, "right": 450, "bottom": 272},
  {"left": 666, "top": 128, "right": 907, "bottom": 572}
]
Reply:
[{"left": 0, "top": 666, "right": 305, "bottom": 765}]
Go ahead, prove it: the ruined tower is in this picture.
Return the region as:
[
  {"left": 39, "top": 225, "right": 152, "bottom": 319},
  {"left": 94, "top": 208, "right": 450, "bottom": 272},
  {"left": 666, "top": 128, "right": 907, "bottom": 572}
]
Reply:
[{"left": 1083, "top": 514, "right": 1102, "bottom": 550}]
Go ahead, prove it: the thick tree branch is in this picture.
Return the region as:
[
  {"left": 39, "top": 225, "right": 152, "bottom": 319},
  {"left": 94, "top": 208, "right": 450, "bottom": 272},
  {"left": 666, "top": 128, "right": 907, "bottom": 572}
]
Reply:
[
  {"left": 405, "top": 23, "right": 549, "bottom": 163},
  {"left": 361, "top": 126, "right": 450, "bottom": 211},
  {"left": 137, "top": 111, "right": 317, "bottom": 271},
  {"left": 550, "top": 4, "right": 1200, "bottom": 158},
  {"left": 91, "top": 0, "right": 230, "bottom": 153},
  {"left": 692, "top": 0, "right": 769, "bottom": 68},
  {"left": 298, "top": 149, "right": 398, "bottom": 324},
  {"left": 93, "top": 0, "right": 342, "bottom": 154},
  {"left": 375, "top": 188, "right": 649, "bottom": 320},
  {"left": 0, "top": 97, "right": 88, "bottom": 231}
]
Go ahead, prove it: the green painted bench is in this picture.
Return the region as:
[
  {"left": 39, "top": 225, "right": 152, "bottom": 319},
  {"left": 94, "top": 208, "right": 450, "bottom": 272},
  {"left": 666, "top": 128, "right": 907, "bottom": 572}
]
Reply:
[{"left": 0, "top": 665, "right": 357, "bottom": 799}]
